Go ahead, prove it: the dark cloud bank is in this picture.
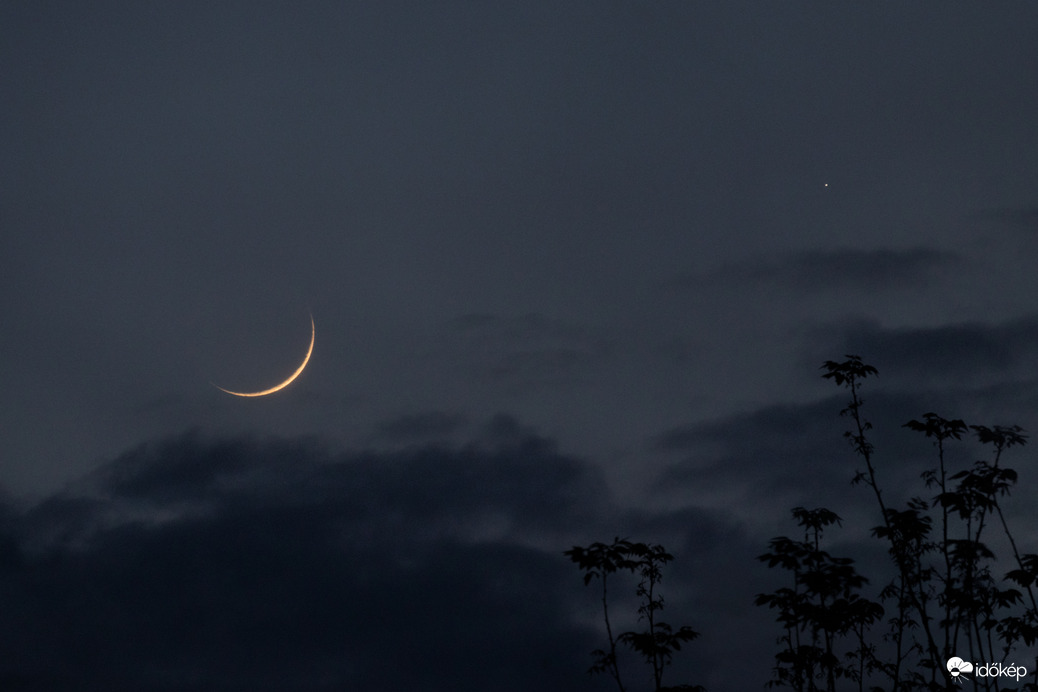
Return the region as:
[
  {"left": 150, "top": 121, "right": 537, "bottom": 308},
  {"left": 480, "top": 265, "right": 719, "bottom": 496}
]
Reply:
[
  {"left": 8, "top": 323, "right": 1038, "bottom": 691},
  {"left": 0, "top": 420, "right": 755, "bottom": 692}
]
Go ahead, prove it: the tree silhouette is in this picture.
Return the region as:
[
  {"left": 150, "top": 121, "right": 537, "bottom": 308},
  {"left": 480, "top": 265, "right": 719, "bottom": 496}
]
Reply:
[
  {"left": 757, "top": 356, "right": 1038, "bottom": 691},
  {"left": 567, "top": 355, "right": 1038, "bottom": 691},
  {"left": 565, "top": 538, "right": 704, "bottom": 692},
  {"left": 756, "top": 507, "right": 883, "bottom": 691}
]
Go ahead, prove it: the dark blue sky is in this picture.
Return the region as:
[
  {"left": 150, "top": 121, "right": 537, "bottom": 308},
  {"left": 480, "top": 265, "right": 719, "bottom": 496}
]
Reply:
[{"left": 2, "top": 3, "right": 1038, "bottom": 689}]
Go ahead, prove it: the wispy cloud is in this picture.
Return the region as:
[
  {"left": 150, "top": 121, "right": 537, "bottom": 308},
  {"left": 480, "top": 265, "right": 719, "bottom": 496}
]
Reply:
[
  {"left": 372, "top": 411, "right": 468, "bottom": 443},
  {"left": 825, "top": 316, "right": 1038, "bottom": 382},
  {"left": 671, "top": 247, "right": 958, "bottom": 293},
  {"left": 974, "top": 206, "right": 1038, "bottom": 231},
  {"left": 444, "top": 312, "right": 613, "bottom": 390}
]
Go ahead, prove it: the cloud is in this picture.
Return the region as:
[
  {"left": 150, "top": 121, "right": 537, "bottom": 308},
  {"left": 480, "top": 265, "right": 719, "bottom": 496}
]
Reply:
[
  {"left": 823, "top": 316, "right": 1038, "bottom": 383},
  {"left": 653, "top": 397, "right": 869, "bottom": 526},
  {"left": 33, "top": 398, "right": 1031, "bottom": 691},
  {"left": 646, "top": 364, "right": 1038, "bottom": 688},
  {"left": 975, "top": 206, "right": 1038, "bottom": 231},
  {"left": 372, "top": 411, "right": 468, "bottom": 443},
  {"left": 1, "top": 424, "right": 763, "bottom": 691},
  {"left": 648, "top": 379, "right": 1027, "bottom": 540},
  {"left": 444, "top": 313, "right": 613, "bottom": 391},
  {"left": 1, "top": 429, "right": 604, "bottom": 691},
  {"left": 671, "top": 246, "right": 958, "bottom": 293},
  {"left": 0, "top": 416, "right": 797, "bottom": 691},
  {"left": 16, "top": 398, "right": 1035, "bottom": 690}
]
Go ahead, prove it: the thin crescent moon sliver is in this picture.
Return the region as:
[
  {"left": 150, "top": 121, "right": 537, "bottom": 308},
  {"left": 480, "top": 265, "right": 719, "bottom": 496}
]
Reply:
[{"left": 213, "top": 314, "right": 315, "bottom": 397}]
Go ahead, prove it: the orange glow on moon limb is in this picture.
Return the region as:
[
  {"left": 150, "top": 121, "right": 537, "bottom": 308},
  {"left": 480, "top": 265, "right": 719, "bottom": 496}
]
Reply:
[{"left": 213, "top": 314, "right": 315, "bottom": 397}]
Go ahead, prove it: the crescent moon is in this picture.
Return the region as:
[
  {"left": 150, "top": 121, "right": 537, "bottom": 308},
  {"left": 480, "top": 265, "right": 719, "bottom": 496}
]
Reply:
[{"left": 213, "top": 314, "right": 315, "bottom": 397}]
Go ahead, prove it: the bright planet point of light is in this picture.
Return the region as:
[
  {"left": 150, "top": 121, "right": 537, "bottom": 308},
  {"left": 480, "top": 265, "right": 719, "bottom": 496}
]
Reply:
[{"left": 213, "top": 314, "right": 315, "bottom": 397}]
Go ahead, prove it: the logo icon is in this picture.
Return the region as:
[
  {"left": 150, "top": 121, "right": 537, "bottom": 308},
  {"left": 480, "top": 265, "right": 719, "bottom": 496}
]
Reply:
[{"left": 947, "top": 657, "right": 974, "bottom": 684}]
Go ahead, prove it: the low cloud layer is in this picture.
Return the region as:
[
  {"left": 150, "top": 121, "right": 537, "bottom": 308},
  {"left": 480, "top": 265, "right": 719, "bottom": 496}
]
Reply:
[
  {"left": 0, "top": 422, "right": 761, "bottom": 691},
  {"left": 6, "top": 380, "right": 1038, "bottom": 690},
  {"left": 2, "top": 427, "right": 602, "bottom": 691}
]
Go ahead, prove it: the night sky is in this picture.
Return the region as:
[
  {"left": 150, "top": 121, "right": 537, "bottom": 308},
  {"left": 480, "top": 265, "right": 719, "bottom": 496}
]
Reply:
[{"left": 3, "top": 3, "right": 1038, "bottom": 690}]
